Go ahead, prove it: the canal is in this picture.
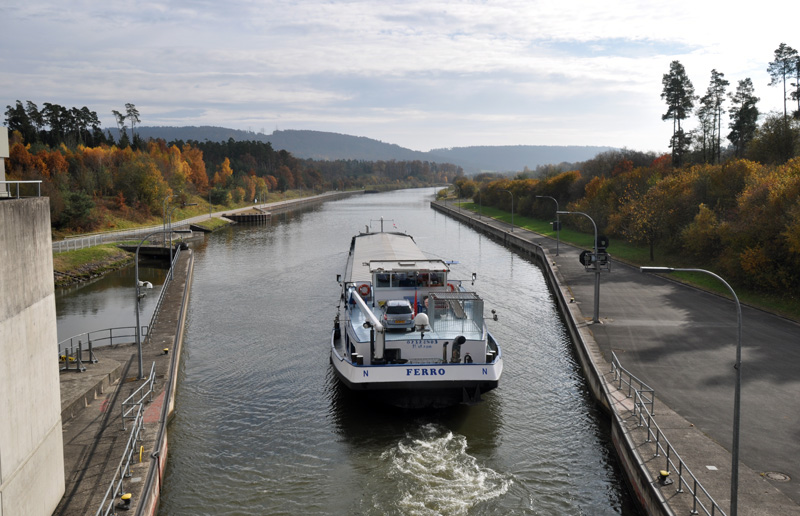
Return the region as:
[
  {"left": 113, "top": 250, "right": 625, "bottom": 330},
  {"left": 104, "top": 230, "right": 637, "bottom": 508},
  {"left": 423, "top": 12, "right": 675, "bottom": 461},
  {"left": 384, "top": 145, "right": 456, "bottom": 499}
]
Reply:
[{"left": 58, "top": 188, "right": 638, "bottom": 515}]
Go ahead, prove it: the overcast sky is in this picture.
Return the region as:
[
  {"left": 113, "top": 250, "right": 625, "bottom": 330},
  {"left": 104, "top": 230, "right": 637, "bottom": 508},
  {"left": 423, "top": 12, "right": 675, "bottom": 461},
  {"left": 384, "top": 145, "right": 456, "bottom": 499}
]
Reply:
[{"left": 1, "top": 1, "right": 796, "bottom": 153}]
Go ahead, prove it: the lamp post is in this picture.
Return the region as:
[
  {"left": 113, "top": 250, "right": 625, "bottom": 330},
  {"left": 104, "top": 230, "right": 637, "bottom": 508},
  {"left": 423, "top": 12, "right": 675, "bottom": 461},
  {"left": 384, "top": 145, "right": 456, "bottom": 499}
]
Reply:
[
  {"left": 536, "top": 195, "right": 560, "bottom": 255},
  {"left": 134, "top": 228, "right": 192, "bottom": 379},
  {"left": 162, "top": 194, "right": 174, "bottom": 249},
  {"left": 501, "top": 189, "right": 514, "bottom": 232},
  {"left": 167, "top": 202, "right": 198, "bottom": 279},
  {"left": 640, "top": 266, "right": 742, "bottom": 516},
  {"left": 478, "top": 189, "right": 482, "bottom": 219},
  {"left": 558, "top": 210, "right": 600, "bottom": 323}
]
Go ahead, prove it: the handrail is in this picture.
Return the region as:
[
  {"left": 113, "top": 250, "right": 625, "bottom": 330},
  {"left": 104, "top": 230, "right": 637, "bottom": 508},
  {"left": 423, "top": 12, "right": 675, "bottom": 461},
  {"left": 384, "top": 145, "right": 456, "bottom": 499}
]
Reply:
[
  {"left": 95, "top": 403, "right": 145, "bottom": 516},
  {"left": 611, "top": 351, "right": 655, "bottom": 416},
  {"left": 614, "top": 353, "right": 727, "bottom": 516},
  {"left": 135, "top": 250, "right": 193, "bottom": 515},
  {"left": 0, "top": 180, "right": 42, "bottom": 198},
  {"left": 52, "top": 222, "right": 192, "bottom": 253},
  {"left": 142, "top": 246, "right": 180, "bottom": 347},
  {"left": 58, "top": 326, "right": 143, "bottom": 355},
  {"left": 121, "top": 362, "right": 156, "bottom": 430},
  {"left": 632, "top": 389, "right": 727, "bottom": 516}
]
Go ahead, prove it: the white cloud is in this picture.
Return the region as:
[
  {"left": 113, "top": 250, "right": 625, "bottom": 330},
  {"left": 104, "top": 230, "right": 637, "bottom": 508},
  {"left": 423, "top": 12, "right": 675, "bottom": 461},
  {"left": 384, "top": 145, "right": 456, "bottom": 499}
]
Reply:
[{"left": 1, "top": 0, "right": 796, "bottom": 153}]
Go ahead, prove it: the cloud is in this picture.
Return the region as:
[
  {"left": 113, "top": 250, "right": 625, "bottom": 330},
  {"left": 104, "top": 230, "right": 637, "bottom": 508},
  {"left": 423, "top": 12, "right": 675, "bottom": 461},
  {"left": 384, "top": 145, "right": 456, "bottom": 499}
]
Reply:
[{"left": 1, "top": 0, "right": 795, "bottom": 153}]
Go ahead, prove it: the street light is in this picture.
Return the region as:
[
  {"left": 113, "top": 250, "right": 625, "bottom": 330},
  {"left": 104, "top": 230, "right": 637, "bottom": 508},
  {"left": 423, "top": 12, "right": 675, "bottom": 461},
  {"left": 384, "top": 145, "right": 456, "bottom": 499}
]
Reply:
[
  {"left": 167, "top": 202, "right": 198, "bottom": 279},
  {"left": 640, "top": 266, "right": 742, "bottom": 516},
  {"left": 501, "top": 189, "right": 514, "bottom": 232},
  {"left": 536, "top": 195, "right": 560, "bottom": 255},
  {"left": 558, "top": 210, "right": 600, "bottom": 323},
  {"left": 134, "top": 228, "right": 192, "bottom": 379},
  {"left": 162, "top": 194, "right": 174, "bottom": 249}
]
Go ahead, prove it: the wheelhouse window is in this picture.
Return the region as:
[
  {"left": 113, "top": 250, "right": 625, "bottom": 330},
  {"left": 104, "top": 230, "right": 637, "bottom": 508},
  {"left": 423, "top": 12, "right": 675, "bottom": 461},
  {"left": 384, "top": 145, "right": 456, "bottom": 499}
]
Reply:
[{"left": 372, "top": 271, "right": 447, "bottom": 288}]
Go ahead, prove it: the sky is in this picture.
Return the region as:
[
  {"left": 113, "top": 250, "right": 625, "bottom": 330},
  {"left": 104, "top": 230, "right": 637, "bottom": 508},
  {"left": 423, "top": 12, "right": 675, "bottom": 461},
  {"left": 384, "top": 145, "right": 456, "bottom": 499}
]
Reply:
[{"left": 1, "top": 1, "right": 797, "bottom": 154}]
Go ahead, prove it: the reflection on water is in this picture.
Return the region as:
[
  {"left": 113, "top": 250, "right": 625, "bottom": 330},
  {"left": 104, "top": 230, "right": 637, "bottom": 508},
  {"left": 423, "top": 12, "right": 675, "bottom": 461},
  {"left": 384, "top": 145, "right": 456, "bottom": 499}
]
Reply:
[{"left": 56, "top": 261, "right": 168, "bottom": 343}]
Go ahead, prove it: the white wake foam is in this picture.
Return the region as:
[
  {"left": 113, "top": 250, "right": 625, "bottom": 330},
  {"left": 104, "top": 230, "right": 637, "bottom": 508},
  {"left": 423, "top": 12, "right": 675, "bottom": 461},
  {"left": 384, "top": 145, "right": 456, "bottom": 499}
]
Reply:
[{"left": 380, "top": 423, "right": 512, "bottom": 515}]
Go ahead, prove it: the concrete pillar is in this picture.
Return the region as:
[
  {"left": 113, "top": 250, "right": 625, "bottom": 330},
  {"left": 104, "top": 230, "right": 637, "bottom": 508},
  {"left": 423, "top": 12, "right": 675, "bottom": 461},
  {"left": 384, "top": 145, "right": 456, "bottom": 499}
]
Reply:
[
  {"left": 0, "top": 197, "right": 65, "bottom": 516},
  {"left": 1, "top": 127, "right": 8, "bottom": 195}
]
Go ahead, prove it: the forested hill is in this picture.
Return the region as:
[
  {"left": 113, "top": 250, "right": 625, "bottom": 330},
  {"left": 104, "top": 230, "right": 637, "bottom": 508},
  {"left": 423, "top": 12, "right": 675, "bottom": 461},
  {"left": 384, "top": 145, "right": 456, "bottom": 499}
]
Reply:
[
  {"left": 429, "top": 145, "right": 615, "bottom": 173},
  {"left": 124, "top": 126, "right": 613, "bottom": 172}
]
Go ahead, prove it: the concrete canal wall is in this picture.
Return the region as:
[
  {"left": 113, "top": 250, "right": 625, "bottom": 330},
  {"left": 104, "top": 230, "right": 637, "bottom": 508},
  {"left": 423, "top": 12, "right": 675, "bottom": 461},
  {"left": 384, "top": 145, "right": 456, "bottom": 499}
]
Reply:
[
  {"left": 432, "top": 202, "right": 671, "bottom": 516},
  {"left": 0, "top": 198, "right": 65, "bottom": 516}
]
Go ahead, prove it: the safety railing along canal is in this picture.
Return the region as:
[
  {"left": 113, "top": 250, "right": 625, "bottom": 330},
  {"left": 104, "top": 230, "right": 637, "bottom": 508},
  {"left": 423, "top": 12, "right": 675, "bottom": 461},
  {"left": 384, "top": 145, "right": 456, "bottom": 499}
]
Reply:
[
  {"left": 142, "top": 246, "right": 180, "bottom": 347},
  {"left": 611, "top": 352, "right": 727, "bottom": 516},
  {"left": 0, "top": 180, "right": 42, "bottom": 198},
  {"left": 122, "top": 362, "right": 157, "bottom": 430},
  {"left": 95, "top": 401, "right": 146, "bottom": 516},
  {"left": 52, "top": 222, "right": 193, "bottom": 253},
  {"left": 58, "top": 326, "right": 146, "bottom": 372}
]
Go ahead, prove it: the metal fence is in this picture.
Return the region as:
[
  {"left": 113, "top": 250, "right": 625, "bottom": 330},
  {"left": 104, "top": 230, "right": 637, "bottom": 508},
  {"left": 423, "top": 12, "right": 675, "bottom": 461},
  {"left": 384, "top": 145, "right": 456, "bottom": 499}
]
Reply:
[
  {"left": 95, "top": 403, "right": 146, "bottom": 516},
  {"left": 612, "top": 352, "right": 727, "bottom": 516},
  {"left": 121, "top": 362, "right": 156, "bottom": 430},
  {"left": 142, "top": 246, "right": 180, "bottom": 347},
  {"left": 52, "top": 222, "right": 192, "bottom": 253},
  {"left": 610, "top": 351, "right": 655, "bottom": 416},
  {"left": 428, "top": 291, "right": 484, "bottom": 337},
  {"left": 0, "top": 180, "right": 42, "bottom": 198},
  {"left": 58, "top": 326, "right": 143, "bottom": 357}
]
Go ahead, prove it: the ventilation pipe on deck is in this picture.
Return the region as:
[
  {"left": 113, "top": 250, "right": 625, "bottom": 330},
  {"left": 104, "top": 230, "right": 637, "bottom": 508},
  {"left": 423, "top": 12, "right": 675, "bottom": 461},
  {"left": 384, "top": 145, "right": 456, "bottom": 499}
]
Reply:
[{"left": 349, "top": 286, "right": 385, "bottom": 361}]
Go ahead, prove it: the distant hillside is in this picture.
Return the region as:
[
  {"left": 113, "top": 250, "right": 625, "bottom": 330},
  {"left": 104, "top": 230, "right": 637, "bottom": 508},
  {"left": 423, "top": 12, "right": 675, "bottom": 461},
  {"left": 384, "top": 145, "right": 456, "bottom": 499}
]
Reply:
[
  {"left": 430, "top": 145, "right": 614, "bottom": 173},
  {"left": 122, "top": 126, "right": 613, "bottom": 173}
]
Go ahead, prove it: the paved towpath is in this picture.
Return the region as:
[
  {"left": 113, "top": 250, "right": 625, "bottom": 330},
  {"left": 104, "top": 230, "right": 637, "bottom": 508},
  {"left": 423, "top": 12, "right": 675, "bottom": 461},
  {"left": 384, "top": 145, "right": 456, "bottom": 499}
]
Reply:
[{"left": 437, "top": 202, "right": 800, "bottom": 515}]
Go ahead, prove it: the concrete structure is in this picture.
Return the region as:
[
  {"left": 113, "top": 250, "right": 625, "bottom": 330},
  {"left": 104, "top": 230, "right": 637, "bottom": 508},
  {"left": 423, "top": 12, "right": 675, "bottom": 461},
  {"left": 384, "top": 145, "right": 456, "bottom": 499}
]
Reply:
[
  {"left": 0, "top": 197, "right": 65, "bottom": 515},
  {"left": 1, "top": 127, "right": 8, "bottom": 196}
]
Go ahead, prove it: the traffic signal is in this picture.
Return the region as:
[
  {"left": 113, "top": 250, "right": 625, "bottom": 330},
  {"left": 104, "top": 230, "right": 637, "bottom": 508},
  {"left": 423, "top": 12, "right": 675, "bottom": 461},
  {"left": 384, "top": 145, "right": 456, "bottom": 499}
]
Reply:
[{"left": 596, "top": 235, "right": 609, "bottom": 266}]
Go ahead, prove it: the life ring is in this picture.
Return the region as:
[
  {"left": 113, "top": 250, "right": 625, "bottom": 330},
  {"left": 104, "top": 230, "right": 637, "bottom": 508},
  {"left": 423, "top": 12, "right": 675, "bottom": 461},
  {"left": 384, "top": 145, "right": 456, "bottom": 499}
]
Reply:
[
  {"left": 447, "top": 283, "right": 456, "bottom": 292},
  {"left": 357, "top": 284, "right": 371, "bottom": 297}
]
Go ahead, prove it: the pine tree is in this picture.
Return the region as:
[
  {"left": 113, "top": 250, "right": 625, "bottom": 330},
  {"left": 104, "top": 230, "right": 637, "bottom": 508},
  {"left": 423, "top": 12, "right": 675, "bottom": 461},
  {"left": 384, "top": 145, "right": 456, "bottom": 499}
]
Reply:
[
  {"left": 767, "top": 43, "right": 798, "bottom": 120},
  {"left": 727, "top": 78, "right": 760, "bottom": 157},
  {"left": 661, "top": 61, "right": 696, "bottom": 167}
]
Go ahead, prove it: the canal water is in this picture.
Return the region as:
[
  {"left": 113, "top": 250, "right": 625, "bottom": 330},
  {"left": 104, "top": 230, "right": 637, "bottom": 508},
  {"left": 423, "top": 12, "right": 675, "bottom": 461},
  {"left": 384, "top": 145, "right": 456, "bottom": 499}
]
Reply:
[
  {"left": 56, "top": 261, "right": 168, "bottom": 344},
  {"left": 57, "top": 188, "right": 637, "bottom": 514}
]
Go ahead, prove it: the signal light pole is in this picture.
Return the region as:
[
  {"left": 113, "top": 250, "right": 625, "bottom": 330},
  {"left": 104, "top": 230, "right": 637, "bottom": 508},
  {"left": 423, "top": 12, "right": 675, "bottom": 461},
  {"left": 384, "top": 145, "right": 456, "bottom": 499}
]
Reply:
[
  {"left": 535, "top": 195, "right": 560, "bottom": 255},
  {"left": 558, "top": 210, "right": 601, "bottom": 323}
]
